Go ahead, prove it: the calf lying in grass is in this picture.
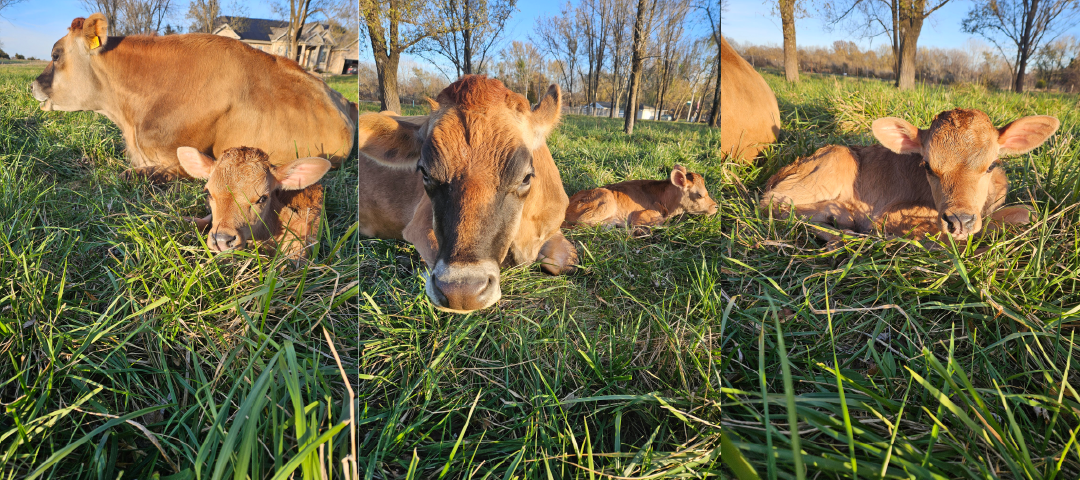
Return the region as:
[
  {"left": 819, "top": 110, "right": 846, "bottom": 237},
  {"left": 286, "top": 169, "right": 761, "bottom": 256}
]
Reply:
[
  {"left": 563, "top": 165, "right": 718, "bottom": 229},
  {"left": 760, "top": 108, "right": 1058, "bottom": 245},
  {"left": 177, "top": 146, "right": 330, "bottom": 259}
]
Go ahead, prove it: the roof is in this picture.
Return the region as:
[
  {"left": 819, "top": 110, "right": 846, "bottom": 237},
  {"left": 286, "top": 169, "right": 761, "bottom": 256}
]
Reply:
[{"left": 214, "top": 16, "right": 332, "bottom": 43}]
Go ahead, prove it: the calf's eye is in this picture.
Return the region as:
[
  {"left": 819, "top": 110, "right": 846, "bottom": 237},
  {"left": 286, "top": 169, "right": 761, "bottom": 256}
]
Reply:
[
  {"left": 256, "top": 195, "right": 268, "bottom": 205},
  {"left": 987, "top": 163, "right": 998, "bottom": 173}
]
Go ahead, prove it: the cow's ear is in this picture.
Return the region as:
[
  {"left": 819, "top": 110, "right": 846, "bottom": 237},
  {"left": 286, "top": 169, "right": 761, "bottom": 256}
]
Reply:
[
  {"left": 872, "top": 117, "right": 922, "bottom": 154},
  {"left": 670, "top": 165, "right": 689, "bottom": 189},
  {"left": 998, "top": 115, "right": 1059, "bottom": 156},
  {"left": 176, "top": 147, "right": 215, "bottom": 179},
  {"left": 357, "top": 111, "right": 427, "bottom": 169},
  {"left": 275, "top": 157, "right": 331, "bottom": 190},
  {"left": 527, "top": 84, "right": 561, "bottom": 149},
  {"left": 82, "top": 13, "right": 109, "bottom": 52}
]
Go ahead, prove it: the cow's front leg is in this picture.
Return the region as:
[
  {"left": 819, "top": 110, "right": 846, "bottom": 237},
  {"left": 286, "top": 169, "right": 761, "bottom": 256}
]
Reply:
[{"left": 537, "top": 232, "right": 578, "bottom": 275}]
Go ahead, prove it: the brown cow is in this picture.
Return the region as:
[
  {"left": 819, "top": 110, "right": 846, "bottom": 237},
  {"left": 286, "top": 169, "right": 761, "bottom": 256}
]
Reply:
[
  {"left": 177, "top": 146, "right": 329, "bottom": 259},
  {"left": 357, "top": 75, "right": 577, "bottom": 314},
  {"left": 760, "top": 108, "right": 1058, "bottom": 243},
  {"left": 720, "top": 36, "right": 782, "bottom": 162},
  {"left": 563, "top": 165, "right": 719, "bottom": 228},
  {"left": 32, "top": 14, "right": 354, "bottom": 182}
]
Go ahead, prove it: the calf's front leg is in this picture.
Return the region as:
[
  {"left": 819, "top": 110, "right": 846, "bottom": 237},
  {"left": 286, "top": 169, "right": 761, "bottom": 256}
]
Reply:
[{"left": 537, "top": 232, "right": 578, "bottom": 275}]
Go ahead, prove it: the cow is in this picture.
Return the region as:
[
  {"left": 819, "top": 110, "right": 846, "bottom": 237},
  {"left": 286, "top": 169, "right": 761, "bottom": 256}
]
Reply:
[
  {"left": 31, "top": 13, "right": 355, "bottom": 182},
  {"left": 720, "top": 36, "right": 782, "bottom": 162},
  {"left": 563, "top": 165, "right": 719, "bottom": 229},
  {"left": 177, "top": 146, "right": 329, "bottom": 259},
  {"left": 357, "top": 75, "right": 578, "bottom": 314},
  {"left": 760, "top": 108, "right": 1058, "bottom": 245}
]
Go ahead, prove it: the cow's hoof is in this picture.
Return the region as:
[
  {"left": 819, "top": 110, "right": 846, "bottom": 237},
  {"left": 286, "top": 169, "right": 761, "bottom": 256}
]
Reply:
[
  {"left": 538, "top": 234, "right": 579, "bottom": 275},
  {"left": 123, "top": 168, "right": 176, "bottom": 185}
]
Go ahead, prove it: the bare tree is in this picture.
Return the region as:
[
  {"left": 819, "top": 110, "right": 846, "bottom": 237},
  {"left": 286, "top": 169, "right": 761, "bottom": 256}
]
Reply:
[
  {"left": 0, "top": 0, "right": 25, "bottom": 13},
  {"left": 362, "top": 0, "right": 453, "bottom": 112},
  {"left": 606, "top": 0, "right": 632, "bottom": 117},
  {"left": 653, "top": 0, "right": 690, "bottom": 120},
  {"left": 775, "top": 0, "right": 808, "bottom": 82},
  {"left": 578, "top": 0, "right": 612, "bottom": 107},
  {"left": 79, "top": 0, "right": 124, "bottom": 32},
  {"left": 534, "top": 5, "right": 581, "bottom": 107},
  {"left": 704, "top": 1, "right": 719, "bottom": 127},
  {"left": 623, "top": 0, "right": 657, "bottom": 134},
  {"left": 418, "top": 0, "right": 516, "bottom": 77},
  {"left": 187, "top": 1, "right": 250, "bottom": 34},
  {"left": 500, "top": 40, "right": 543, "bottom": 98},
  {"left": 81, "top": 0, "right": 173, "bottom": 35},
  {"left": 963, "top": 0, "right": 1080, "bottom": 92},
  {"left": 825, "top": 0, "right": 951, "bottom": 89}
]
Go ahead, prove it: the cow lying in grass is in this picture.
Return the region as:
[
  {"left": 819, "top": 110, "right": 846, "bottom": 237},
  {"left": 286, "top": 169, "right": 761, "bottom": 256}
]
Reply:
[
  {"left": 563, "top": 165, "right": 718, "bottom": 229},
  {"left": 760, "top": 108, "right": 1058, "bottom": 244},
  {"left": 32, "top": 14, "right": 355, "bottom": 182},
  {"left": 357, "top": 75, "right": 578, "bottom": 314},
  {"left": 177, "top": 146, "right": 329, "bottom": 259}
]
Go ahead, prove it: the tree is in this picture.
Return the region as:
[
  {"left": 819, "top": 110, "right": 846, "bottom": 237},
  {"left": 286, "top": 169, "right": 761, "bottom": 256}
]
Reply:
[
  {"left": 186, "top": 1, "right": 249, "bottom": 34},
  {"left": 534, "top": 5, "right": 581, "bottom": 107},
  {"left": 578, "top": 0, "right": 611, "bottom": 107},
  {"left": 81, "top": 0, "right": 173, "bottom": 35},
  {"left": 825, "top": 0, "right": 951, "bottom": 89},
  {"left": 623, "top": 0, "right": 657, "bottom": 134},
  {"left": 281, "top": 0, "right": 314, "bottom": 62},
  {"left": 652, "top": 0, "right": 690, "bottom": 120},
  {"left": 1034, "top": 36, "right": 1080, "bottom": 88},
  {"left": 418, "top": 0, "right": 517, "bottom": 78},
  {"left": 362, "top": 0, "right": 453, "bottom": 113},
  {"left": 778, "top": 0, "right": 800, "bottom": 81},
  {"left": 703, "top": 0, "right": 719, "bottom": 127},
  {"left": 963, "top": 0, "right": 1080, "bottom": 92},
  {"left": 500, "top": 40, "right": 543, "bottom": 98},
  {"left": 606, "top": 0, "right": 632, "bottom": 117}
]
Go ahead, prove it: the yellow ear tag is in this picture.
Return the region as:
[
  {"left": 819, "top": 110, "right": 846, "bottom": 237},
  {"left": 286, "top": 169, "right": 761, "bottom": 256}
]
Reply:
[{"left": 89, "top": 36, "right": 101, "bottom": 49}]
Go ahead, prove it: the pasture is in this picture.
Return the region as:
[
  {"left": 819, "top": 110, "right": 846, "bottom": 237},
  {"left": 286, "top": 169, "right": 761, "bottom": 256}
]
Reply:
[
  {"left": 722, "top": 71, "right": 1080, "bottom": 477},
  {"left": 0, "top": 64, "right": 359, "bottom": 477}
]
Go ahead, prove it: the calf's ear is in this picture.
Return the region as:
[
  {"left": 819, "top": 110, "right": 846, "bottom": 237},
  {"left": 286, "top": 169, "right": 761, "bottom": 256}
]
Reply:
[
  {"left": 176, "top": 147, "right": 215, "bottom": 179},
  {"left": 81, "top": 13, "right": 108, "bottom": 52},
  {"left": 526, "top": 84, "right": 561, "bottom": 150},
  {"left": 998, "top": 115, "right": 1059, "bottom": 156},
  {"left": 872, "top": 117, "right": 922, "bottom": 154},
  {"left": 357, "top": 111, "right": 427, "bottom": 169},
  {"left": 275, "top": 157, "right": 332, "bottom": 190},
  {"left": 670, "top": 165, "right": 689, "bottom": 189}
]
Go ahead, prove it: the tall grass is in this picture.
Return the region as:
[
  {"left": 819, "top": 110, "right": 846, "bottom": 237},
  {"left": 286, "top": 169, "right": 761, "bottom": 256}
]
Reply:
[
  {"left": 722, "top": 72, "right": 1080, "bottom": 477},
  {"left": 0, "top": 66, "right": 727, "bottom": 476}
]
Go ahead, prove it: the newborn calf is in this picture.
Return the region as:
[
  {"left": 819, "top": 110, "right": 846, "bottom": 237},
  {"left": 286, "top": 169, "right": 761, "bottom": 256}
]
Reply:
[
  {"left": 563, "top": 165, "right": 718, "bottom": 228},
  {"left": 177, "top": 146, "right": 330, "bottom": 259},
  {"left": 760, "top": 108, "right": 1058, "bottom": 243}
]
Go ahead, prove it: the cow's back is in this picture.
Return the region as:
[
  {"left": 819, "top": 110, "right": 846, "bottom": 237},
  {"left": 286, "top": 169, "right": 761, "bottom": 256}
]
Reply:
[
  {"left": 720, "top": 37, "right": 781, "bottom": 162},
  {"left": 99, "top": 34, "right": 355, "bottom": 173}
]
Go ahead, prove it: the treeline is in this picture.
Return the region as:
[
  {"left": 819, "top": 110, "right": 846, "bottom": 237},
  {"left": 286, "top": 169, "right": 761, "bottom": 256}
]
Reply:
[
  {"left": 362, "top": 0, "right": 722, "bottom": 132},
  {"left": 732, "top": 37, "right": 1080, "bottom": 92}
]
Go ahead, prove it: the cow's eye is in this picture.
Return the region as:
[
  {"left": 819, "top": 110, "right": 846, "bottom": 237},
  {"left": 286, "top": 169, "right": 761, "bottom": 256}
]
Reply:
[
  {"left": 255, "top": 195, "right": 268, "bottom": 205},
  {"left": 418, "top": 165, "right": 435, "bottom": 186},
  {"left": 920, "top": 161, "right": 934, "bottom": 175},
  {"left": 987, "top": 162, "right": 998, "bottom": 173},
  {"left": 521, "top": 173, "right": 533, "bottom": 187},
  {"left": 51, "top": 52, "right": 59, "bottom": 61}
]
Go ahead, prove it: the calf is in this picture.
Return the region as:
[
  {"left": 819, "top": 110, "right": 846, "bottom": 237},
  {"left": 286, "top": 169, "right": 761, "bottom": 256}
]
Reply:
[
  {"left": 760, "top": 108, "right": 1058, "bottom": 243},
  {"left": 563, "top": 165, "right": 718, "bottom": 228},
  {"left": 177, "top": 146, "right": 329, "bottom": 259},
  {"left": 357, "top": 75, "right": 578, "bottom": 314},
  {"left": 32, "top": 14, "right": 354, "bottom": 182}
]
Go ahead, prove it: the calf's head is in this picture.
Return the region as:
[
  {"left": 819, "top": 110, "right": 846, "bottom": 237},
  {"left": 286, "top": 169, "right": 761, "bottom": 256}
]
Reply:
[
  {"left": 32, "top": 14, "right": 110, "bottom": 112},
  {"left": 177, "top": 146, "right": 330, "bottom": 252},
  {"left": 669, "top": 165, "right": 719, "bottom": 216},
  {"left": 357, "top": 75, "right": 563, "bottom": 313},
  {"left": 872, "top": 108, "right": 1058, "bottom": 240}
]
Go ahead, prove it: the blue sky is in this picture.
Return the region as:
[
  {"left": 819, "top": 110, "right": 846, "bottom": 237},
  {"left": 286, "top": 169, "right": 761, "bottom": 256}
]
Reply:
[
  {"left": 0, "top": 0, "right": 277, "bottom": 59},
  {"left": 721, "top": 0, "right": 979, "bottom": 50}
]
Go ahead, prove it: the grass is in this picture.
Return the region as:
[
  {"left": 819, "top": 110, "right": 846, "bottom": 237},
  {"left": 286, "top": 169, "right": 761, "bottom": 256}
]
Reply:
[
  {"left": 0, "top": 62, "right": 725, "bottom": 476},
  {"left": 721, "top": 72, "right": 1080, "bottom": 477}
]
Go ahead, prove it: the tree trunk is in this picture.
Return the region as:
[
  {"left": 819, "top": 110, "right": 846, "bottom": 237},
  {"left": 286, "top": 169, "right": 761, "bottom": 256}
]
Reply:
[
  {"left": 707, "top": 52, "right": 720, "bottom": 127},
  {"left": 463, "top": 0, "right": 474, "bottom": 74},
  {"left": 895, "top": 10, "right": 924, "bottom": 90},
  {"left": 780, "top": 0, "right": 799, "bottom": 82},
  {"left": 375, "top": 53, "right": 402, "bottom": 113},
  {"left": 1014, "top": 0, "right": 1040, "bottom": 92},
  {"left": 624, "top": 0, "right": 650, "bottom": 134}
]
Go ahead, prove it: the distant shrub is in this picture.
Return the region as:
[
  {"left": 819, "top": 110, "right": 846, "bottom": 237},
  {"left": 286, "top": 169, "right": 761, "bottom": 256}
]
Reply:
[
  {"left": 14, "top": 54, "right": 24, "bottom": 60},
  {"left": 1036, "top": 79, "right": 1048, "bottom": 89}
]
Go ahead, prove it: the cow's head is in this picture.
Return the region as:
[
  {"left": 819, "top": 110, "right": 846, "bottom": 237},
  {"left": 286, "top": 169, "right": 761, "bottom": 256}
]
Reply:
[
  {"left": 32, "top": 14, "right": 111, "bottom": 112},
  {"left": 669, "top": 165, "right": 719, "bottom": 216},
  {"left": 357, "top": 75, "right": 563, "bottom": 313},
  {"left": 872, "top": 109, "right": 1058, "bottom": 240},
  {"left": 177, "top": 146, "right": 330, "bottom": 253}
]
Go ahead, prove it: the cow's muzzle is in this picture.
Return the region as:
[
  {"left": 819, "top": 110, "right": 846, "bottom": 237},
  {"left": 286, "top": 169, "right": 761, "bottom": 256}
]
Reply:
[
  {"left": 30, "top": 81, "right": 52, "bottom": 110},
  {"left": 941, "top": 211, "right": 979, "bottom": 239},
  {"left": 209, "top": 231, "right": 243, "bottom": 252},
  {"left": 425, "top": 260, "right": 501, "bottom": 313}
]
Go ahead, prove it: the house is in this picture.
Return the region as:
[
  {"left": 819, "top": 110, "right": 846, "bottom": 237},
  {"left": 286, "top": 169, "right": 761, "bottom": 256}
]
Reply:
[{"left": 213, "top": 17, "right": 358, "bottom": 74}]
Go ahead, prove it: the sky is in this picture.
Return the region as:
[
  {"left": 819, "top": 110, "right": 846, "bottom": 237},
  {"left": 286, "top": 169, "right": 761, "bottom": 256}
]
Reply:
[{"left": 0, "top": 0, "right": 278, "bottom": 59}]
